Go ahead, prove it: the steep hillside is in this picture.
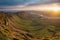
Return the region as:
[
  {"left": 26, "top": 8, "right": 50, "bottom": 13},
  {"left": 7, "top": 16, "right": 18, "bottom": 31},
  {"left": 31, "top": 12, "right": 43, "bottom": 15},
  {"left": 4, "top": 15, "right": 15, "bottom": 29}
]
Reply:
[
  {"left": 0, "top": 12, "right": 38, "bottom": 40},
  {"left": 0, "top": 11, "right": 60, "bottom": 40}
]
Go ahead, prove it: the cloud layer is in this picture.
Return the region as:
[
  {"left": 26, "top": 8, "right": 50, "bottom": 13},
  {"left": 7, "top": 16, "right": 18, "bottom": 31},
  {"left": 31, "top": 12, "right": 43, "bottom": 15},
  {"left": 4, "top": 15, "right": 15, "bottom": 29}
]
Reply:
[
  {"left": 0, "top": 0, "right": 60, "bottom": 11},
  {"left": 0, "top": 0, "right": 59, "bottom": 6}
]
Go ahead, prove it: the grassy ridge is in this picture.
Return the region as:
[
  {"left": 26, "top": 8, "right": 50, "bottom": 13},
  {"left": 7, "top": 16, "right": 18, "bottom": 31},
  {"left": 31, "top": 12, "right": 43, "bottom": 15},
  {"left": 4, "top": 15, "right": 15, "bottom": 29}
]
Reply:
[{"left": 0, "top": 11, "right": 60, "bottom": 40}]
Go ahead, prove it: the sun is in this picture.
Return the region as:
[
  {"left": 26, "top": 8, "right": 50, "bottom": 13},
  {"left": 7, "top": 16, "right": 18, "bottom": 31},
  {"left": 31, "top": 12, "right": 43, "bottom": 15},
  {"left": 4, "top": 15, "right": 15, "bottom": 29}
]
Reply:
[
  {"left": 52, "top": 7, "right": 60, "bottom": 11},
  {"left": 49, "top": 6, "right": 60, "bottom": 15},
  {"left": 38, "top": 6, "right": 60, "bottom": 12}
]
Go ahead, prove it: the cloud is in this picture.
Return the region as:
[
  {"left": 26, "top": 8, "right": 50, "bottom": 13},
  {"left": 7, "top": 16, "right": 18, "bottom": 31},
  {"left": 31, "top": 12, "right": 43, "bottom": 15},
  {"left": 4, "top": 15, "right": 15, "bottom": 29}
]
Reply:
[
  {"left": 0, "top": 0, "right": 59, "bottom": 6},
  {"left": 0, "top": 0, "right": 25, "bottom": 6},
  {"left": 0, "top": 3, "right": 60, "bottom": 11},
  {"left": 0, "top": 0, "right": 60, "bottom": 12}
]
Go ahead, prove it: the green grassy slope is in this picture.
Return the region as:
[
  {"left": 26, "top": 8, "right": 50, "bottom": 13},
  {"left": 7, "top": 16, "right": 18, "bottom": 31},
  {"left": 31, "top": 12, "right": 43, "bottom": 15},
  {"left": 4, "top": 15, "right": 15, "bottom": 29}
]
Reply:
[{"left": 0, "top": 11, "right": 60, "bottom": 40}]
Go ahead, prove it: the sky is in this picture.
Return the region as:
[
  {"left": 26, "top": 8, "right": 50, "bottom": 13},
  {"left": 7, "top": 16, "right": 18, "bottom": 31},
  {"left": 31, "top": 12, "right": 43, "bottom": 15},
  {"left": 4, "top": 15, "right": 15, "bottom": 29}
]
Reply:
[
  {"left": 0, "top": 0, "right": 60, "bottom": 11},
  {"left": 0, "top": 0, "right": 59, "bottom": 6}
]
